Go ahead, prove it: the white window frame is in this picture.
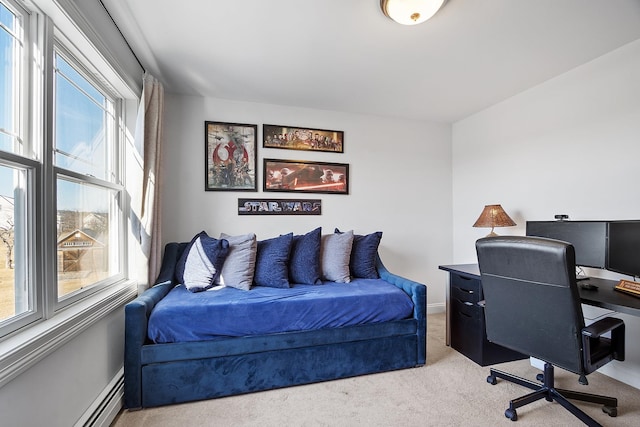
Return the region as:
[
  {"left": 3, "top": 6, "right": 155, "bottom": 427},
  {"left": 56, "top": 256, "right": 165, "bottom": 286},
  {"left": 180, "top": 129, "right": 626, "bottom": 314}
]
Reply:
[
  {"left": 0, "top": 0, "right": 138, "bottom": 387},
  {"left": 0, "top": 0, "right": 42, "bottom": 337},
  {"left": 0, "top": 0, "right": 26, "bottom": 156},
  {"left": 49, "top": 44, "right": 127, "bottom": 311}
]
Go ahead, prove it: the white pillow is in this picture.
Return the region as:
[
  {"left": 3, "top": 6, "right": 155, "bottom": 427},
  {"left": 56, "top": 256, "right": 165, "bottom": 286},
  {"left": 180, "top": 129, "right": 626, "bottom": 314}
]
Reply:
[
  {"left": 320, "top": 230, "right": 354, "bottom": 283},
  {"left": 215, "top": 233, "right": 257, "bottom": 291}
]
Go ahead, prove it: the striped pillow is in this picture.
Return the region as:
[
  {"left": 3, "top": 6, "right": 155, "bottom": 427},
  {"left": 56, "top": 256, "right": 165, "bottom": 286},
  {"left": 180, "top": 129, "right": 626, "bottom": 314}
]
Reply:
[{"left": 176, "top": 231, "right": 229, "bottom": 292}]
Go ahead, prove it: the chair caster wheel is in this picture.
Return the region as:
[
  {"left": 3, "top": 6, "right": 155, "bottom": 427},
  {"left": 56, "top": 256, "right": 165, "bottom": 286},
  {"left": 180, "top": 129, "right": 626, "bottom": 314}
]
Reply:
[
  {"left": 487, "top": 375, "right": 497, "bottom": 385},
  {"left": 505, "top": 408, "right": 518, "bottom": 421},
  {"left": 536, "top": 373, "right": 544, "bottom": 382},
  {"left": 603, "top": 406, "right": 617, "bottom": 417}
]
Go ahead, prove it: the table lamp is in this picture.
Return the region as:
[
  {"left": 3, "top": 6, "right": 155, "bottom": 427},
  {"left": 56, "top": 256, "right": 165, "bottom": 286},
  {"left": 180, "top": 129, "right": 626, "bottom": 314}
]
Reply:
[{"left": 473, "top": 204, "right": 516, "bottom": 237}]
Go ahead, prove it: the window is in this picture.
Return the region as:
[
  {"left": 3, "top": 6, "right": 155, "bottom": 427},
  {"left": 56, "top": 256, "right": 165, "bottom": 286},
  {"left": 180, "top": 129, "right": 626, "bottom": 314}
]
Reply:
[
  {"left": 0, "top": 0, "right": 22, "bottom": 155},
  {"left": 0, "top": 0, "right": 130, "bottom": 339},
  {"left": 55, "top": 177, "right": 120, "bottom": 299},
  {"left": 0, "top": 163, "right": 29, "bottom": 323},
  {"left": 54, "top": 53, "right": 110, "bottom": 179},
  {"left": 0, "top": 0, "right": 37, "bottom": 334},
  {"left": 53, "top": 51, "right": 124, "bottom": 304}
]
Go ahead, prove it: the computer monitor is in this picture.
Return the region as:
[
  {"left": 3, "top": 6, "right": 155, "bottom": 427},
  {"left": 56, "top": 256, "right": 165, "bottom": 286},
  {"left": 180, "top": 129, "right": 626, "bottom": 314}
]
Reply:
[
  {"left": 607, "top": 221, "right": 640, "bottom": 278},
  {"left": 525, "top": 221, "right": 608, "bottom": 269}
]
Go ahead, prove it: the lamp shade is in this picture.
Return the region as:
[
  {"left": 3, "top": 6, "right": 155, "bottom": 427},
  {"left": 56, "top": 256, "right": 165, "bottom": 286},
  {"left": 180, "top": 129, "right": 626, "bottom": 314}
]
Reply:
[
  {"left": 473, "top": 204, "right": 517, "bottom": 237},
  {"left": 380, "top": 0, "right": 446, "bottom": 25}
]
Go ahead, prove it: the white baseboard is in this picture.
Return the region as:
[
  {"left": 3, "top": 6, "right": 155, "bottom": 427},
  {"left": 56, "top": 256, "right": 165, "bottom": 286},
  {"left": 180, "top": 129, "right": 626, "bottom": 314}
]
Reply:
[
  {"left": 427, "top": 302, "right": 445, "bottom": 314},
  {"left": 75, "top": 368, "right": 124, "bottom": 427}
]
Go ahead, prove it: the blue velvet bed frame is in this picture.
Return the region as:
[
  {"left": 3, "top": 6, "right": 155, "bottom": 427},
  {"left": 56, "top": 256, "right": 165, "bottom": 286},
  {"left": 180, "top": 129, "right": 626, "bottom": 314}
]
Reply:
[{"left": 124, "top": 242, "right": 427, "bottom": 409}]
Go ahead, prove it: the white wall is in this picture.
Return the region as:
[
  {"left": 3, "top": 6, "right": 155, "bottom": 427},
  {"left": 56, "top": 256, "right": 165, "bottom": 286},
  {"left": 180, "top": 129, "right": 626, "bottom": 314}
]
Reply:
[
  {"left": 451, "top": 39, "right": 640, "bottom": 389},
  {"left": 0, "top": 308, "right": 125, "bottom": 426},
  {"left": 161, "top": 96, "right": 452, "bottom": 311}
]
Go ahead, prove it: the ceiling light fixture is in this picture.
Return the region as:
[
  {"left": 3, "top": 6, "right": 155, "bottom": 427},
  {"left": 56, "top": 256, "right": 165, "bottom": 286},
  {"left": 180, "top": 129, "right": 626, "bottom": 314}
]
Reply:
[{"left": 380, "top": 0, "right": 446, "bottom": 26}]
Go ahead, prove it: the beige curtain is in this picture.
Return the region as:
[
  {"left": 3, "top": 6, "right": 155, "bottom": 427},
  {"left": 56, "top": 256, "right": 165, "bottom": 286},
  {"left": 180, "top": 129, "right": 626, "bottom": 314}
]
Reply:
[{"left": 136, "top": 72, "right": 164, "bottom": 287}]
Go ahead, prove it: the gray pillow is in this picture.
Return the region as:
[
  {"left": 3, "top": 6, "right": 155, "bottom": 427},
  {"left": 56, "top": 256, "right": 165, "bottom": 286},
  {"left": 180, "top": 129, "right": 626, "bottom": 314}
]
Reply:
[
  {"left": 216, "top": 232, "right": 257, "bottom": 291},
  {"left": 320, "top": 230, "right": 354, "bottom": 283}
]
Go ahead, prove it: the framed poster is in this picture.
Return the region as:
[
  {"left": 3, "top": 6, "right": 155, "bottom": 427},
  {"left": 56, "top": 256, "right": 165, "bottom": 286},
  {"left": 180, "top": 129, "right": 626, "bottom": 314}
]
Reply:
[
  {"left": 263, "top": 124, "right": 344, "bottom": 153},
  {"left": 205, "top": 121, "right": 257, "bottom": 191},
  {"left": 263, "top": 158, "right": 349, "bottom": 194}
]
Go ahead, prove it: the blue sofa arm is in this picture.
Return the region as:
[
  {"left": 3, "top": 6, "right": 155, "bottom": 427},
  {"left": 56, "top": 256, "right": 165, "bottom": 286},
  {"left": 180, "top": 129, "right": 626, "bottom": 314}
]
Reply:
[
  {"left": 124, "top": 242, "right": 185, "bottom": 409},
  {"left": 376, "top": 255, "right": 427, "bottom": 365}
]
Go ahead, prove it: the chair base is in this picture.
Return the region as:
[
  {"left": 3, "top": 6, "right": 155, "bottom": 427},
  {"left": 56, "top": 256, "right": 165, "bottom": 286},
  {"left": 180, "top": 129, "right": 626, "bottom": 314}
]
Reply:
[{"left": 487, "top": 362, "right": 617, "bottom": 426}]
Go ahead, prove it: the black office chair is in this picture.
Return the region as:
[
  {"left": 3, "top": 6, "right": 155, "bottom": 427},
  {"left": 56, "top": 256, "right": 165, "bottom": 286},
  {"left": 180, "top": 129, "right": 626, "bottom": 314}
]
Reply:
[{"left": 475, "top": 236, "right": 625, "bottom": 426}]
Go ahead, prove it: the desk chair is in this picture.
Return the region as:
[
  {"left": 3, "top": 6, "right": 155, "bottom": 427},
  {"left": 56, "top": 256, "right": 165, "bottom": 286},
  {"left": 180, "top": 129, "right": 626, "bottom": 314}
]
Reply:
[{"left": 475, "top": 236, "right": 625, "bottom": 426}]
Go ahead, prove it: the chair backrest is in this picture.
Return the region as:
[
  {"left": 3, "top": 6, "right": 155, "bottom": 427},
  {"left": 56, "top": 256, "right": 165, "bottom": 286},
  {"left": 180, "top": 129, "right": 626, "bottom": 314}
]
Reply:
[{"left": 475, "top": 236, "right": 586, "bottom": 374}]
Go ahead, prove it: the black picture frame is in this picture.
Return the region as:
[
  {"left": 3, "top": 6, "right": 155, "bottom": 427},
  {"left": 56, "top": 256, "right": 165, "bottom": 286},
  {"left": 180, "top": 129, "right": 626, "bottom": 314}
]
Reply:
[
  {"left": 204, "top": 121, "right": 257, "bottom": 191},
  {"left": 263, "top": 124, "right": 344, "bottom": 153},
  {"left": 263, "top": 158, "right": 349, "bottom": 195}
]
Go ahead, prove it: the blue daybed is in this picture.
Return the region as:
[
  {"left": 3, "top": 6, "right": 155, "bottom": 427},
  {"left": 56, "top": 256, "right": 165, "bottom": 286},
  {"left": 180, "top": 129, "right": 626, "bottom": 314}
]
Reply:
[{"left": 124, "top": 239, "right": 426, "bottom": 409}]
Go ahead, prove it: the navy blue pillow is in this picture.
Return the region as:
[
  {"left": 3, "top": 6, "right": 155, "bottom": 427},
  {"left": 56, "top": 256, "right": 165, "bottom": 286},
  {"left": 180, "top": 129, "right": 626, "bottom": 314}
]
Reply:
[
  {"left": 335, "top": 228, "right": 383, "bottom": 279},
  {"left": 289, "top": 227, "right": 322, "bottom": 285},
  {"left": 175, "top": 231, "right": 230, "bottom": 292},
  {"left": 254, "top": 233, "right": 293, "bottom": 288}
]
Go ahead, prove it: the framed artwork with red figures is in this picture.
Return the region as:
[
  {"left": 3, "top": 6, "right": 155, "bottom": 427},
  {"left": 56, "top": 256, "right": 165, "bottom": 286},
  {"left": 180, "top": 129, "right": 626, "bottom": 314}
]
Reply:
[
  {"left": 205, "top": 121, "right": 257, "bottom": 191},
  {"left": 263, "top": 158, "right": 349, "bottom": 195}
]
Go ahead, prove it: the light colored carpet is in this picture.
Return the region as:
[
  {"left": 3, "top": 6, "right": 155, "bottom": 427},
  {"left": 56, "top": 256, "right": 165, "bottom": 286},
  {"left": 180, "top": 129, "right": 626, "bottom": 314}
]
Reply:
[{"left": 112, "top": 313, "right": 640, "bottom": 426}]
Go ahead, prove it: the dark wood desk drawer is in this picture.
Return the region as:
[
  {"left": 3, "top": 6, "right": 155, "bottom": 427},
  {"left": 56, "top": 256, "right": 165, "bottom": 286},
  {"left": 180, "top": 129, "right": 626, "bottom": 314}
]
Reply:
[
  {"left": 444, "top": 268, "right": 528, "bottom": 366},
  {"left": 450, "top": 298, "right": 483, "bottom": 362},
  {"left": 450, "top": 273, "right": 481, "bottom": 304},
  {"left": 449, "top": 297, "right": 526, "bottom": 366},
  {"left": 451, "top": 296, "right": 480, "bottom": 316}
]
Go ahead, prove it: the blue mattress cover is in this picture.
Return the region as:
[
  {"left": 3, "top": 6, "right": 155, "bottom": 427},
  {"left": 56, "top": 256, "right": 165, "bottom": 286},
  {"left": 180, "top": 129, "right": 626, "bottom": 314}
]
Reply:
[{"left": 148, "top": 278, "right": 414, "bottom": 343}]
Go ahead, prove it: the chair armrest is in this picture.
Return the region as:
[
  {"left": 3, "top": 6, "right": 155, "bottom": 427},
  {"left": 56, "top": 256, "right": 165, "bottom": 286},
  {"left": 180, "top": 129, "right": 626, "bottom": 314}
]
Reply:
[
  {"left": 376, "top": 254, "right": 427, "bottom": 366},
  {"left": 154, "top": 242, "right": 187, "bottom": 284},
  {"left": 581, "top": 317, "right": 625, "bottom": 372},
  {"left": 124, "top": 242, "right": 184, "bottom": 409},
  {"left": 581, "top": 317, "right": 624, "bottom": 338}
]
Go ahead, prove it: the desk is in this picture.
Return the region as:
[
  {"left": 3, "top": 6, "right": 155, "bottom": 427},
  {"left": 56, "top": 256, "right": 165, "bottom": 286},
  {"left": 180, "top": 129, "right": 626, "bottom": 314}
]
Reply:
[{"left": 439, "top": 264, "right": 640, "bottom": 366}]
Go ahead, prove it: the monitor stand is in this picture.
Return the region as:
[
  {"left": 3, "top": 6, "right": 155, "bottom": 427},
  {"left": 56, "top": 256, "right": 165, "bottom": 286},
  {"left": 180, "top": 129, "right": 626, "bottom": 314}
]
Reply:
[{"left": 576, "top": 267, "right": 589, "bottom": 281}]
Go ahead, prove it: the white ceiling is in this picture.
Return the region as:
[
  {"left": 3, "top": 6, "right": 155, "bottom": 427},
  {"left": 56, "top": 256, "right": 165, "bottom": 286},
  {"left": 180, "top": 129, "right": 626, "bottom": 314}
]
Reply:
[{"left": 101, "top": 0, "right": 640, "bottom": 123}]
